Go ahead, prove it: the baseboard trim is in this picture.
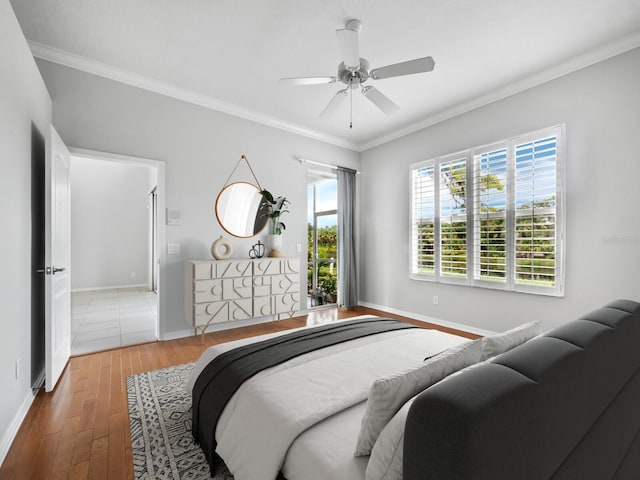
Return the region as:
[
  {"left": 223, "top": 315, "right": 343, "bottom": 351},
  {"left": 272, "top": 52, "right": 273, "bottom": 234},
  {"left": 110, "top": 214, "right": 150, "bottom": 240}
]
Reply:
[
  {"left": 160, "top": 328, "right": 194, "bottom": 341},
  {"left": 358, "top": 301, "right": 495, "bottom": 336},
  {"left": 0, "top": 387, "right": 37, "bottom": 467},
  {"left": 161, "top": 311, "right": 310, "bottom": 342},
  {"left": 71, "top": 284, "right": 149, "bottom": 293}
]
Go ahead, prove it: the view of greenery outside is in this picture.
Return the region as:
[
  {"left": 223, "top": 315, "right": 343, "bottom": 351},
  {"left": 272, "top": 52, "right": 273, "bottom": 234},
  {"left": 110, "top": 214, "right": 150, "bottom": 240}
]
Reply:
[
  {"left": 414, "top": 135, "right": 557, "bottom": 288},
  {"left": 308, "top": 223, "right": 338, "bottom": 303},
  {"left": 440, "top": 159, "right": 468, "bottom": 278}
]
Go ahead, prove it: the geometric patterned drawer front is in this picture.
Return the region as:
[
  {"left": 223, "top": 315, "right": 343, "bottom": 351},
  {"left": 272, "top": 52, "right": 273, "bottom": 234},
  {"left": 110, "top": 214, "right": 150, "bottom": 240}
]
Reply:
[
  {"left": 194, "top": 279, "right": 223, "bottom": 303},
  {"left": 282, "top": 258, "right": 300, "bottom": 275},
  {"left": 194, "top": 301, "right": 229, "bottom": 327},
  {"left": 274, "top": 293, "right": 300, "bottom": 314},
  {"left": 216, "top": 260, "right": 252, "bottom": 279},
  {"left": 271, "top": 274, "right": 300, "bottom": 295},
  {"left": 253, "top": 275, "right": 272, "bottom": 298},
  {"left": 227, "top": 298, "right": 253, "bottom": 321},
  {"left": 253, "top": 295, "right": 274, "bottom": 317},
  {"left": 185, "top": 258, "right": 301, "bottom": 333},
  {"left": 254, "top": 258, "right": 301, "bottom": 276},
  {"left": 194, "top": 298, "right": 252, "bottom": 326},
  {"left": 254, "top": 258, "right": 283, "bottom": 276},
  {"left": 194, "top": 262, "right": 214, "bottom": 280},
  {"left": 222, "top": 277, "right": 252, "bottom": 300}
]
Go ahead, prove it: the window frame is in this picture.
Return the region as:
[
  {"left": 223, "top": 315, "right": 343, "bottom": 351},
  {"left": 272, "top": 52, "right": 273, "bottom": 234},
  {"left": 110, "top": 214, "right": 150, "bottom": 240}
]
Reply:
[{"left": 410, "top": 125, "right": 565, "bottom": 297}]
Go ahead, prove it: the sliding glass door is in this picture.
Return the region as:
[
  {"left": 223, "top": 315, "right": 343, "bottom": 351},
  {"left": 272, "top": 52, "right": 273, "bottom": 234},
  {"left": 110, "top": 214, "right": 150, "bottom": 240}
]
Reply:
[{"left": 307, "top": 173, "right": 338, "bottom": 308}]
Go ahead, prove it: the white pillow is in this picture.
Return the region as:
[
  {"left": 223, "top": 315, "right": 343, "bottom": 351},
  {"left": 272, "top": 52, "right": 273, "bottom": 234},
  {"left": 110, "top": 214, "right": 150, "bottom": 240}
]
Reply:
[
  {"left": 481, "top": 320, "right": 541, "bottom": 360},
  {"left": 354, "top": 338, "right": 482, "bottom": 456},
  {"left": 365, "top": 396, "right": 414, "bottom": 480},
  {"left": 365, "top": 357, "right": 496, "bottom": 480}
]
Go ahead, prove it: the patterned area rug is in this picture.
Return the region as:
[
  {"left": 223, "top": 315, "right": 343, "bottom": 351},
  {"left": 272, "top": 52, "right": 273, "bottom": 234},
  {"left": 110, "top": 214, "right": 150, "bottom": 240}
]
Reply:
[{"left": 126, "top": 363, "right": 233, "bottom": 480}]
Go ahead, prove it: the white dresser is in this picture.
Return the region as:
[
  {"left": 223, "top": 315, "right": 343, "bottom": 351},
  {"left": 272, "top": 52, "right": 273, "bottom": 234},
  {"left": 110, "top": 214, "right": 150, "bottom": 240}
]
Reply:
[{"left": 184, "top": 258, "right": 301, "bottom": 336}]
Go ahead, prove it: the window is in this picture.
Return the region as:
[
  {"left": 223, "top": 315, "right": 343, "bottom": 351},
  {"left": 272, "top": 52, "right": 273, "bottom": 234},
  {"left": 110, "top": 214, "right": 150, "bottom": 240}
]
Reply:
[{"left": 411, "top": 125, "right": 564, "bottom": 296}]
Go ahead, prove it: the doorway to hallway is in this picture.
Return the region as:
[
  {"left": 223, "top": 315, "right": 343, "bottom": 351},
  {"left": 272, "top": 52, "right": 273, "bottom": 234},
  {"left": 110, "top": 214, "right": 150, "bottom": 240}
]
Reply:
[{"left": 69, "top": 153, "right": 161, "bottom": 355}]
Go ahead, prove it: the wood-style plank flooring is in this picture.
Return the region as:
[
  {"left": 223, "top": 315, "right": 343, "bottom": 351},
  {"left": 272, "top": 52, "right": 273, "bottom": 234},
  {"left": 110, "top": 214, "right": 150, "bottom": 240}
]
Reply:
[{"left": 0, "top": 306, "right": 477, "bottom": 480}]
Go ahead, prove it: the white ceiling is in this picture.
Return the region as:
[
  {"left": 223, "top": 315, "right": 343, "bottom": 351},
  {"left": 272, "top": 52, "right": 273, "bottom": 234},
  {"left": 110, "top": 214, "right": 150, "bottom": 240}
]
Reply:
[{"left": 11, "top": 0, "right": 640, "bottom": 151}]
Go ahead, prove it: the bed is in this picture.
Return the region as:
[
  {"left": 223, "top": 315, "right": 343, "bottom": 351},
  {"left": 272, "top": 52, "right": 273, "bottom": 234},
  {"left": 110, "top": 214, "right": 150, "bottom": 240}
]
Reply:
[{"left": 189, "top": 300, "right": 640, "bottom": 480}]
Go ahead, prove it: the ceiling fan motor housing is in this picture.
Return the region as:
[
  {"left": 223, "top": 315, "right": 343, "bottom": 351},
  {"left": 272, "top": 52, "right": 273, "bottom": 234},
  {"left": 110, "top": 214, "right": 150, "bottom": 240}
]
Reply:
[{"left": 338, "top": 58, "right": 370, "bottom": 88}]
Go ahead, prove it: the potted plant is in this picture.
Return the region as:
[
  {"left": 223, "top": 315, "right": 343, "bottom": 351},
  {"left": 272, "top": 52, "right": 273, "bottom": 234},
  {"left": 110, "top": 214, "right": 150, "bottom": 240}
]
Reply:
[{"left": 260, "top": 189, "right": 290, "bottom": 257}]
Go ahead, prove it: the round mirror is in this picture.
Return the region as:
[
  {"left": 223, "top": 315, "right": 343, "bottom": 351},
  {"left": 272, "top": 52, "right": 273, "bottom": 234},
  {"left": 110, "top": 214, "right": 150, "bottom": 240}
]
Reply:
[{"left": 215, "top": 182, "right": 269, "bottom": 238}]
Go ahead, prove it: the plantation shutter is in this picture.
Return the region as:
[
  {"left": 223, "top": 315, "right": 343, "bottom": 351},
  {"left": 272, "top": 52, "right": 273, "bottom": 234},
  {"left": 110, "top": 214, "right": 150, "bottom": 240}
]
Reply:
[
  {"left": 410, "top": 125, "right": 563, "bottom": 296},
  {"left": 439, "top": 157, "right": 467, "bottom": 280},
  {"left": 411, "top": 164, "right": 435, "bottom": 277},
  {"left": 514, "top": 134, "right": 559, "bottom": 290},
  {"left": 473, "top": 146, "right": 508, "bottom": 284}
]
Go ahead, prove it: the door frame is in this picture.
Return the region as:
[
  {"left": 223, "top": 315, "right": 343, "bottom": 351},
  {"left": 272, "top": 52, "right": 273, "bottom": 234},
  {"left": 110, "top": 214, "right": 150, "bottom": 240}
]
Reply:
[
  {"left": 69, "top": 148, "right": 167, "bottom": 340},
  {"left": 307, "top": 171, "right": 339, "bottom": 309},
  {"left": 149, "top": 186, "right": 158, "bottom": 293}
]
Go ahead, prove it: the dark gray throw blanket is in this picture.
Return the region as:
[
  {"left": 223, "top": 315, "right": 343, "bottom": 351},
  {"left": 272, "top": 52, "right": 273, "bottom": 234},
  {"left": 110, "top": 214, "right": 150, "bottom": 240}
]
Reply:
[{"left": 191, "top": 317, "right": 418, "bottom": 474}]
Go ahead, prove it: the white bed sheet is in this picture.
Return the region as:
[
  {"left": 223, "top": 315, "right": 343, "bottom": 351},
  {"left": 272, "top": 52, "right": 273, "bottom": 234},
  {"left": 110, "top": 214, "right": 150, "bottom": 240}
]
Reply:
[
  {"left": 282, "top": 401, "right": 368, "bottom": 480},
  {"left": 189, "top": 316, "right": 468, "bottom": 480}
]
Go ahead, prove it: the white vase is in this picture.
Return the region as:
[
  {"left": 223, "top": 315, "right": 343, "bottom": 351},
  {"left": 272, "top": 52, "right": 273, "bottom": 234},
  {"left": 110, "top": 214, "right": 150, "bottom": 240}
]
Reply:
[
  {"left": 211, "top": 236, "right": 233, "bottom": 260},
  {"left": 266, "top": 234, "right": 283, "bottom": 257}
]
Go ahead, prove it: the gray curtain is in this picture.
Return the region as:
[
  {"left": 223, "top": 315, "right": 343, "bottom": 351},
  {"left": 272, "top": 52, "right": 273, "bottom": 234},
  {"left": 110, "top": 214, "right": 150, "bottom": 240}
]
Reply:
[{"left": 337, "top": 167, "right": 357, "bottom": 307}]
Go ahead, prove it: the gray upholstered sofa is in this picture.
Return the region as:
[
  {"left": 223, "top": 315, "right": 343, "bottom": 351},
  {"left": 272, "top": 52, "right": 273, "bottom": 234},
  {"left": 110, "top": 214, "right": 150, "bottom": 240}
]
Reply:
[{"left": 404, "top": 299, "right": 640, "bottom": 480}]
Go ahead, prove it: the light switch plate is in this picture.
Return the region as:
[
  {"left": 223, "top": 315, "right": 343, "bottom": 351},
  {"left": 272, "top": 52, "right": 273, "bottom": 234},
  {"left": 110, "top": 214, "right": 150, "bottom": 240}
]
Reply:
[
  {"left": 166, "top": 208, "right": 183, "bottom": 225},
  {"left": 167, "top": 243, "right": 180, "bottom": 255}
]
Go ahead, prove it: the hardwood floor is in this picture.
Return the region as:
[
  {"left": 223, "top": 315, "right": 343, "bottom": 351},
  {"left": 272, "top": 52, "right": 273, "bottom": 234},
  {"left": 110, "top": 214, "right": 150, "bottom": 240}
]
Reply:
[{"left": 0, "top": 307, "right": 477, "bottom": 480}]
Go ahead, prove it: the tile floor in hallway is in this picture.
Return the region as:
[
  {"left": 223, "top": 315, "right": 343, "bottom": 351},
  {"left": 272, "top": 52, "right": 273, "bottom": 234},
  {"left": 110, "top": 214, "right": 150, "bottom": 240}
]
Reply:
[{"left": 71, "top": 286, "right": 158, "bottom": 356}]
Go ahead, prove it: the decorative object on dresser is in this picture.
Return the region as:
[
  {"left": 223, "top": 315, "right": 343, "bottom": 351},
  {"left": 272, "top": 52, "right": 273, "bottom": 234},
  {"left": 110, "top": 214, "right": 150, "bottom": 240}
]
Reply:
[
  {"left": 184, "top": 258, "right": 300, "bottom": 338},
  {"left": 266, "top": 233, "right": 283, "bottom": 258},
  {"left": 215, "top": 155, "right": 269, "bottom": 238},
  {"left": 248, "top": 240, "right": 265, "bottom": 259},
  {"left": 259, "top": 189, "right": 290, "bottom": 258},
  {"left": 211, "top": 235, "right": 233, "bottom": 260}
]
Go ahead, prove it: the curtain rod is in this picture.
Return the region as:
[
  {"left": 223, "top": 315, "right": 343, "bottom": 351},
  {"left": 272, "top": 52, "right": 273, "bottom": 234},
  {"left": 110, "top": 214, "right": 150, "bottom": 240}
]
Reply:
[{"left": 297, "top": 157, "right": 361, "bottom": 174}]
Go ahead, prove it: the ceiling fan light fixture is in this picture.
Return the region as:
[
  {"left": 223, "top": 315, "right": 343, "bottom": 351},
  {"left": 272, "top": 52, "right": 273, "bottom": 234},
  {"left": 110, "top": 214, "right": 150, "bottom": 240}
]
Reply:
[
  {"left": 279, "top": 18, "right": 434, "bottom": 127},
  {"left": 336, "top": 28, "right": 360, "bottom": 70}
]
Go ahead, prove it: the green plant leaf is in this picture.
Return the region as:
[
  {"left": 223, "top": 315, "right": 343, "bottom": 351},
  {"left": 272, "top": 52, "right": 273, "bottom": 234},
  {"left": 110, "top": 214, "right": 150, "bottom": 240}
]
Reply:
[{"left": 259, "top": 190, "right": 275, "bottom": 204}]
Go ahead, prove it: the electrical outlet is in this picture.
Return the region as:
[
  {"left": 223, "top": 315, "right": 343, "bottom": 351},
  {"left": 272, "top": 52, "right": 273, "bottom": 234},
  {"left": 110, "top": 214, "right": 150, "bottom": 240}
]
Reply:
[
  {"left": 15, "top": 359, "right": 20, "bottom": 380},
  {"left": 296, "top": 243, "right": 302, "bottom": 253},
  {"left": 433, "top": 295, "right": 439, "bottom": 305}
]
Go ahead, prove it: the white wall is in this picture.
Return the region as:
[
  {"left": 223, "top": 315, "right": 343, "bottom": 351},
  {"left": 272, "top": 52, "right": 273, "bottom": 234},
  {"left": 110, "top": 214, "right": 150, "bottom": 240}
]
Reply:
[
  {"left": 0, "top": 1, "right": 52, "bottom": 464},
  {"left": 35, "top": 59, "right": 360, "bottom": 337},
  {"left": 360, "top": 47, "right": 640, "bottom": 333},
  {"left": 70, "top": 157, "right": 151, "bottom": 290}
]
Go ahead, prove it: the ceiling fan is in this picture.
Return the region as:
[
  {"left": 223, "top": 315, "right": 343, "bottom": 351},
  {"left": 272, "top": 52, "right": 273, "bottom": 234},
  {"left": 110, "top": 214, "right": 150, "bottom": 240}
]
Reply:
[{"left": 279, "top": 19, "right": 435, "bottom": 128}]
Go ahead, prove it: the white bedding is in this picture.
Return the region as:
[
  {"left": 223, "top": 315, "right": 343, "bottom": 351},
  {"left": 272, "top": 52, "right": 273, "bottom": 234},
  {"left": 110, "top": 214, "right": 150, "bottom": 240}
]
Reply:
[
  {"left": 283, "top": 401, "right": 368, "bottom": 480},
  {"left": 189, "top": 317, "right": 467, "bottom": 480}
]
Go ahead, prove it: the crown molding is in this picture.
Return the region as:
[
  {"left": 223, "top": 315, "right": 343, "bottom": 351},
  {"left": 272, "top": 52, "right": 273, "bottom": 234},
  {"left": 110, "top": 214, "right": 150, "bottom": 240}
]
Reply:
[
  {"left": 28, "top": 32, "right": 640, "bottom": 154},
  {"left": 27, "top": 41, "right": 360, "bottom": 152},
  {"left": 359, "top": 31, "right": 640, "bottom": 152}
]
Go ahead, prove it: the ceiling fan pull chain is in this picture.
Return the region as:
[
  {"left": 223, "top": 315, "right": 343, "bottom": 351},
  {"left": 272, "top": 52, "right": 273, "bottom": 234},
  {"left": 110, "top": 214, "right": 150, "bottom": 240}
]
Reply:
[{"left": 349, "top": 78, "right": 353, "bottom": 129}]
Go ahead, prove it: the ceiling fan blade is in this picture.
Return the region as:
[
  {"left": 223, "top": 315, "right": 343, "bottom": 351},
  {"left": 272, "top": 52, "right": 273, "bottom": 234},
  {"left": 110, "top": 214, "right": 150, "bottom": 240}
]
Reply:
[
  {"left": 279, "top": 76, "right": 337, "bottom": 86},
  {"left": 336, "top": 28, "right": 360, "bottom": 70},
  {"left": 370, "top": 56, "right": 435, "bottom": 80},
  {"left": 319, "top": 88, "right": 349, "bottom": 118},
  {"left": 361, "top": 86, "right": 399, "bottom": 115}
]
